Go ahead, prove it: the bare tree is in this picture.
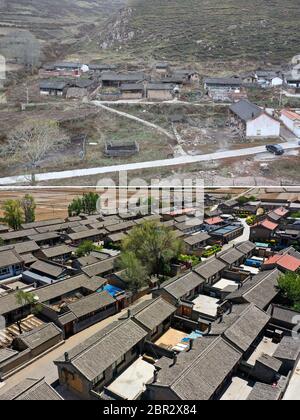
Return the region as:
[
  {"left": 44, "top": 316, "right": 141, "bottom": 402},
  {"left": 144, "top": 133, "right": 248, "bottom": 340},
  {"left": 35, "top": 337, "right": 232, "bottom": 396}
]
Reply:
[{"left": 3, "top": 119, "right": 68, "bottom": 184}]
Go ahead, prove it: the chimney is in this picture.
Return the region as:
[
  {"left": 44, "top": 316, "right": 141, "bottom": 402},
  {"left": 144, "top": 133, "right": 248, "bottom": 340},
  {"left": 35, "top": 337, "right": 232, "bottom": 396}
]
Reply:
[
  {"left": 127, "top": 309, "right": 132, "bottom": 318},
  {"left": 218, "top": 314, "right": 223, "bottom": 323},
  {"left": 188, "top": 338, "right": 194, "bottom": 352},
  {"left": 64, "top": 352, "right": 69, "bottom": 362},
  {"left": 228, "top": 302, "right": 233, "bottom": 314},
  {"left": 153, "top": 369, "right": 159, "bottom": 383},
  {"left": 207, "top": 323, "right": 212, "bottom": 334},
  {"left": 171, "top": 353, "right": 178, "bottom": 366}
]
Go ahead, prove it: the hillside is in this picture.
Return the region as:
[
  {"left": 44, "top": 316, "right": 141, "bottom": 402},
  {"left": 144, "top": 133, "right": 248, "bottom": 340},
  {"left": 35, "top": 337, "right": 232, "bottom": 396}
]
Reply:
[
  {"left": 97, "top": 0, "right": 300, "bottom": 65},
  {"left": 0, "top": 0, "right": 126, "bottom": 60}
]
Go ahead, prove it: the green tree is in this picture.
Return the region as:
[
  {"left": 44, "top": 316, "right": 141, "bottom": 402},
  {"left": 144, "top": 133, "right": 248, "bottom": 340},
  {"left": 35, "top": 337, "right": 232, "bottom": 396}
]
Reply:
[
  {"left": 278, "top": 272, "right": 300, "bottom": 311},
  {"left": 82, "top": 192, "right": 100, "bottom": 215},
  {"left": 15, "top": 290, "right": 42, "bottom": 334},
  {"left": 117, "top": 251, "right": 149, "bottom": 294},
  {"left": 75, "top": 240, "right": 100, "bottom": 258},
  {"left": 2, "top": 199, "right": 24, "bottom": 230},
  {"left": 121, "top": 221, "right": 184, "bottom": 278},
  {"left": 20, "top": 194, "right": 36, "bottom": 223},
  {"left": 68, "top": 197, "right": 83, "bottom": 217}
]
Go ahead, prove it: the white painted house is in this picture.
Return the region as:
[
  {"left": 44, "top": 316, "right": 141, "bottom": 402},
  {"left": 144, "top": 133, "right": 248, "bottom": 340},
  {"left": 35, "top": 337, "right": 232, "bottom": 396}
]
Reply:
[
  {"left": 229, "top": 100, "right": 281, "bottom": 138},
  {"left": 281, "top": 109, "right": 300, "bottom": 138}
]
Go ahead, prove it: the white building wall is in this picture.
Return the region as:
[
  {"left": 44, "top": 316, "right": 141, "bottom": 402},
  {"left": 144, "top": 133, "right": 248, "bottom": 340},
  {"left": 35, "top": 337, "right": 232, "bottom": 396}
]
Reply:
[
  {"left": 281, "top": 114, "right": 300, "bottom": 137},
  {"left": 246, "top": 114, "right": 280, "bottom": 138}
]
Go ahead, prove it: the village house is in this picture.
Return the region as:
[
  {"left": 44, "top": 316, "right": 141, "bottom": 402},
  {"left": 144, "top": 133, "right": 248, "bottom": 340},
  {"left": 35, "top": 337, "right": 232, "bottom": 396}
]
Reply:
[
  {"left": 67, "top": 229, "right": 107, "bottom": 245},
  {"left": 81, "top": 257, "right": 117, "bottom": 278},
  {"left": 194, "top": 257, "right": 227, "bottom": 287},
  {"left": 39, "top": 80, "right": 69, "bottom": 97},
  {"left": 120, "top": 83, "right": 144, "bottom": 100},
  {"left": 54, "top": 318, "right": 148, "bottom": 399},
  {"left": 154, "top": 63, "right": 170, "bottom": 76},
  {"left": 209, "top": 224, "right": 244, "bottom": 244},
  {"left": 37, "top": 245, "right": 74, "bottom": 263},
  {"left": 101, "top": 72, "right": 147, "bottom": 88},
  {"left": 0, "top": 229, "right": 37, "bottom": 245},
  {"left": 284, "top": 71, "right": 300, "bottom": 92},
  {"left": 23, "top": 259, "right": 71, "bottom": 285},
  {"left": 204, "top": 77, "right": 242, "bottom": 91},
  {"left": 183, "top": 232, "right": 211, "bottom": 255},
  {"left": 226, "top": 269, "right": 281, "bottom": 310},
  {"left": 262, "top": 253, "right": 300, "bottom": 273},
  {"left": 0, "top": 323, "right": 63, "bottom": 380},
  {"left": 174, "top": 217, "right": 204, "bottom": 235},
  {"left": 146, "top": 335, "right": 242, "bottom": 400},
  {"left": 0, "top": 377, "right": 63, "bottom": 400},
  {"left": 280, "top": 109, "right": 300, "bottom": 137},
  {"left": 229, "top": 100, "right": 280, "bottom": 138},
  {"left": 250, "top": 219, "right": 279, "bottom": 242},
  {"left": 146, "top": 83, "right": 175, "bottom": 100},
  {"left": 216, "top": 247, "right": 245, "bottom": 269},
  {"left": 235, "top": 241, "right": 256, "bottom": 259},
  {"left": 0, "top": 250, "right": 24, "bottom": 281}
]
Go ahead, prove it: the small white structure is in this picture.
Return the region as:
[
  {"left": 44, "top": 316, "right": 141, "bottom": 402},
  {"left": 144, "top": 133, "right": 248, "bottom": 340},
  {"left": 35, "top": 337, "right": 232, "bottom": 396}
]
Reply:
[
  {"left": 229, "top": 99, "right": 281, "bottom": 138},
  {"left": 280, "top": 109, "right": 300, "bottom": 137},
  {"left": 271, "top": 77, "right": 283, "bottom": 87}
]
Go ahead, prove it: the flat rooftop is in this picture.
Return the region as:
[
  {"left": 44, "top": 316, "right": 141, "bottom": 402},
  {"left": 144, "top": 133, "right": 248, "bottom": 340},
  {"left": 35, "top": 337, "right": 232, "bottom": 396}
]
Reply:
[
  {"left": 155, "top": 328, "right": 188, "bottom": 350},
  {"left": 106, "top": 357, "right": 155, "bottom": 400},
  {"left": 240, "top": 265, "right": 260, "bottom": 275},
  {"left": 247, "top": 336, "right": 279, "bottom": 366},
  {"left": 192, "top": 294, "right": 220, "bottom": 317},
  {"left": 220, "top": 376, "right": 253, "bottom": 400},
  {"left": 212, "top": 278, "right": 239, "bottom": 291}
]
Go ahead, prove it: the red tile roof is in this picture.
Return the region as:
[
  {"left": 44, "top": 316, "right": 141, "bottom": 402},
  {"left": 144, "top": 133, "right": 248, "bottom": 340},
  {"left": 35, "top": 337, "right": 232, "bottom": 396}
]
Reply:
[
  {"left": 281, "top": 109, "right": 300, "bottom": 121},
  {"left": 265, "top": 254, "right": 300, "bottom": 272},
  {"left": 260, "top": 220, "right": 279, "bottom": 231},
  {"left": 204, "top": 217, "right": 224, "bottom": 225},
  {"left": 274, "top": 207, "right": 289, "bottom": 217}
]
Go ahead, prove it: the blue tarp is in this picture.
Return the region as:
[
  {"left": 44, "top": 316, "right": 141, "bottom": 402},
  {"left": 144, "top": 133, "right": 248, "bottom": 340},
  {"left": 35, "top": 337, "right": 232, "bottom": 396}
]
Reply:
[{"left": 100, "top": 284, "right": 124, "bottom": 297}]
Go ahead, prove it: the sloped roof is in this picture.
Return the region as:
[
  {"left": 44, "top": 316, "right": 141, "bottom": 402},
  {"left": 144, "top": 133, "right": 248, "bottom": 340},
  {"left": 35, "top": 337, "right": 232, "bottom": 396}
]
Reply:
[
  {"left": 30, "top": 260, "right": 66, "bottom": 278},
  {"left": 154, "top": 336, "right": 241, "bottom": 400},
  {"left": 161, "top": 271, "right": 205, "bottom": 300},
  {"left": 0, "top": 378, "right": 63, "bottom": 400},
  {"left": 0, "top": 250, "right": 23, "bottom": 268},
  {"left": 67, "top": 291, "right": 115, "bottom": 319},
  {"left": 227, "top": 269, "right": 280, "bottom": 309},
  {"left": 264, "top": 254, "right": 300, "bottom": 272},
  {"left": 217, "top": 247, "right": 244, "bottom": 265},
  {"left": 131, "top": 297, "right": 176, "bottom": 331},
  {"left": 81, "top": 257, "right": 116, "bottom": 277},
  {"left": 41, "top": 245, "right": 74, "bottom": 259},
  {"left": 16, "top": 323, "right": 62, "bottom": 350},
  {"left": 247, "top": 382, "right": 282, "bottom": 401},
  {"left": 194, "top": 258, "right": 227, "bottom": 280},
  {"left": 184, "top": 232, "right": 211, "bottom": 246},
  {"left": 235, "top": 241, "right": 256, "bottom": 255},
  {"left": 229, "top": 100, "right": 263, "bottom": 122},
  {"left": 55, "top": 319, "right": 147, "bottom": 382},
  {"left": 281, "top": 109, "right": 300, "bottom": 121},
  {"left": 273, "top": 336, "right": 300, "bottom": 361}
]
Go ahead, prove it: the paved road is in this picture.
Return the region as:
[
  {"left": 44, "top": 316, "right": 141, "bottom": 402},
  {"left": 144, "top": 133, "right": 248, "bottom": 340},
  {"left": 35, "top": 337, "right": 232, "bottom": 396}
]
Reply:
[
  {"left": 1, "top": 142, "right": 299, "bottom": 186},
  {"left": 0, "top": 295, "right": 152, "bottom": 393}
]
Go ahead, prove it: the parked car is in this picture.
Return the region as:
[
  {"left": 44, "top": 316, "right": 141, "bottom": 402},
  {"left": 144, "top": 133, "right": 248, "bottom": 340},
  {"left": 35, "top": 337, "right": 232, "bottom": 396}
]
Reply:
[{"left": 266, "top": 144, "right": 284, "bottom": 155}]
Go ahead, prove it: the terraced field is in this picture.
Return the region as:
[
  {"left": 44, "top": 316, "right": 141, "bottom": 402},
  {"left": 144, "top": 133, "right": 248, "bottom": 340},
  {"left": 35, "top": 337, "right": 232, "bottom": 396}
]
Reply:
[{"left": 98, "top": 0, "right": 300, "bottom": 65}]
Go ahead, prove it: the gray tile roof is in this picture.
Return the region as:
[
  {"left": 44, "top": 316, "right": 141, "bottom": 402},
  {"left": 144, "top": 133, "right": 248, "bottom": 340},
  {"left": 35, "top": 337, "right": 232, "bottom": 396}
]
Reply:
[
  {"left": 257, "top": 354, "right": 282, "bottom": 372},
  {"left": 28, "top": 232, "right": 61, "bottom": 242},
  {"left": 184, "top": 232, "right": 211, "bottom": 246},
  {"left": 227, "top": 269, "right": 280, "bottom": 309},
  {"left": 194, "top": 258, "right": 227, "bottom": 280},
  {"left": 30, "top": 260, "right": 66, "bottom": 278},
  {"left": 212, "top": 304, "right": 270, "bottom": 352},
  {"left": 14, "top": 241, "right": 40, "bottom": 255},
  {"left": 16, "top": 323, "right": 62, "bottom": 350},
  {"left": 21, "top": 219, "right": 65, "bottom": 230},
  {"left": 55, "top": 319, "right": 148, "bottom": 382},
  {"left": 0, "top": 274, "right": 104, "bottom": 316},
  {"left": 217, "top": 247, "right": 244, "bottom": 265},
  {"left": 161, "top": 271, "right": 205, "bottom": 300},
  {"left": 68, "top": 228, "right": 107, "bottom": 241},
  {"left": 131, "top": 297, "right": 176, "bottom": 331},
  {"left": 105, "top": 221, "right": 135, "bottom": 233},
  {"left": 41, "top": 245, "right": 74, "bottom": 259},
  {"left": 107, "top": 232, "right": 127, "bottom": 243},
  {"left": 154, "top": 336, "right": 241, "bottom": 400},
  {"left": 235, "top": 241, "right": 256, "bottom": 255},
  {"left": 82, "top": 257, "right": 117, "bottom": 277},
  {"left": 0, "top": 229, "right": 37, "bottom": 242},
  {"left": 0, "top": 348, "right": 18, "bottom": 364},
  {"left": 204, "top": 77, "right": 242, "bottom": 86},
  {"left": 273, "top": 336, "right": 300, "bottom": 361},
  {"left": 66, "top": 291, "right": 115, "bottom": 319},
  {"left": 0, "top": 378, "right": 63, "bottom": 400},
  {"left": 229, "top": 100, "right": 263, "bottom": 122},
  {"left": 247, "top": 382, "right": 282, "bottom": 401},
  {"left": 0, "top": 250, "right": 23, "bottom": 268}
]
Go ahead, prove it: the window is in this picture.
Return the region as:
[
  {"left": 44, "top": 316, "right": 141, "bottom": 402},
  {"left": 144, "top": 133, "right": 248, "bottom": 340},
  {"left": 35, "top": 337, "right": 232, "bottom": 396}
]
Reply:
[
  {"left": 0, "top": 267, "right": 10, "bottom": 276},
  {"left": 256, "top": 129, "right": 262, "bottom": 136}
]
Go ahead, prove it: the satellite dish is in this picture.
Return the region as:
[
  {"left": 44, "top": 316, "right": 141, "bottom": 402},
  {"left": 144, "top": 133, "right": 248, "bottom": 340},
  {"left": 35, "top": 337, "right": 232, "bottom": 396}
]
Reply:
[{"left": 81, "top": 64, "right": 89, "bottom": 73}]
